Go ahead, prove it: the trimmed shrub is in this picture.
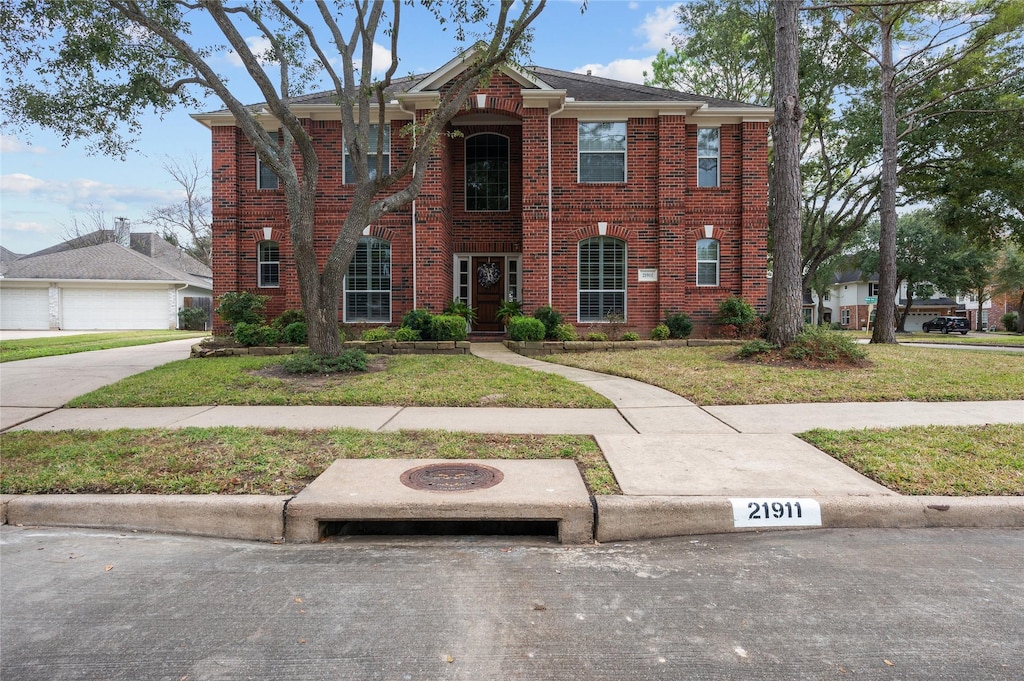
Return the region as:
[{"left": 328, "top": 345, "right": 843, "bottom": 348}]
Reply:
[
  {"left": 622, "top": 331, "right": 640, "bottom": 341},
  {"left": 216, "top": 292, "right": 269, "bottom": 326},
  {"left": 281, "top": 321, "right": 308, "bottom": 345},
  {"left": 360, "top": 326, "right": 393, "bottom": 341},
  {"left": 233, "top": 322, "right": 280, "bottom": 347},
  {"left": 738, "top": 339, "right": 777, "bottom": 358},
  {"left": 783, "top": 325, "right": 867, "bottom": 363},
  {"left": 650, "top": 324, "right": 670, "bottom": 341},
  {"left": 663, "top": 311, "right": 694, "bottom": 339},
  {"left": 1002, "top": 312, "right": 1020, "bottom": 332},
  {"left": 280, "top": 349, "right": 368, "bottom": 374},
  {"left": 553, "top": 323, "right": 578, "bottom": 341},
  {"left": 430, "top": 314, "right": 468, "bottom": 341},
  {"left": 509, "top": 316, "right": 546, "bottom": 342},
  {"left": 586, "top": 332, "right": 608, "bottom": 341},
  {"left": 533, "top": 305, "right": 564, "bottom": 339},
  {"left": 271, "top": 309, "right": 305, "bottom": 330},
  {"left": 718, "top": 296, "right": 756, "bottom": 327},
  {"left": 401, "top": 309, "right": 435, "bottom": 340},
  {"left": 178, "top": 306, "right": 207, "bottom": 331},
  {"left": 393, "top": 326, "right": 421, "bottom": 342}
]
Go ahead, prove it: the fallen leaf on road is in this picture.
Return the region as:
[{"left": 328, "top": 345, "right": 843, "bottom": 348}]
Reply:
[
  {"left": 104, "top": 565, "right": 114, "bottom": 572},
  {"left": 884, "top": 660, "right": 895, "bottom": 667}
]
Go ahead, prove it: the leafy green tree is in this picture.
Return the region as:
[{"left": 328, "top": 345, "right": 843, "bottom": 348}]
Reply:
[{"left": 0, "top": 0, "right": 546, "bottom": 356}]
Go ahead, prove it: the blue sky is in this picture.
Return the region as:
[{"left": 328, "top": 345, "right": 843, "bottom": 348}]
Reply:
[{"left": 0, "top": 0, "right": 685, "bottom": 255}]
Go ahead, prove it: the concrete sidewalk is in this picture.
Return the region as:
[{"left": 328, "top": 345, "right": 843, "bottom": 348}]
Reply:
[{"left": 2, "top": 341, "right": 1022, "bottom": 543}]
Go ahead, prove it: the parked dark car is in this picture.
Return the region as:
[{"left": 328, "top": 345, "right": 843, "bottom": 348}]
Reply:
[{"left": 922, "top": 316, "right": 969, "bottom": 334}]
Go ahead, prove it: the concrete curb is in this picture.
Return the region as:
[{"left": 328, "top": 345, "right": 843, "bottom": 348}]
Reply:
[
  {"left": 594, "top": 495, "right": 1024, "bottom": 542},
  {"left": 4, "top": 493, "right": 1023, "bottom": 544}
]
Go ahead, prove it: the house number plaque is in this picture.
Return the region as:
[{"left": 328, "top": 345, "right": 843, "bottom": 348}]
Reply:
[{"left": 730, "top": 498, "right": 822, "bottom": 528}]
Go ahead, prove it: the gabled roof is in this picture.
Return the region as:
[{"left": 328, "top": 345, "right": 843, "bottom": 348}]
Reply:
[{"left": 2, "top": 242, "right": 211, "bottom": 289}]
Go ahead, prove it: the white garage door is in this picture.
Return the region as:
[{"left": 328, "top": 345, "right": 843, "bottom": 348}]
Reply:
[
  {"left": 0, "top": 287, "right": 50, "bottom": 329},
  {"left": 62, "top": 288, "right": 170, "bottom": 330}
]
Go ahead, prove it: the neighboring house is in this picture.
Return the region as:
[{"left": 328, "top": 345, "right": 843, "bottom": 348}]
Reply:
[
  {"left": 193, "top": 50, "right": 772, "bottom": 335},
  {"left": 806, "top": 270, "right": 989, "bottom": 332},
  {"left": 0, "top": 231, "right": 212, "bottom": 330}
]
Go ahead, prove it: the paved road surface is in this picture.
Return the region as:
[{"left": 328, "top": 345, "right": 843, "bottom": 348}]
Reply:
[{"left": 2, "top": 526, "right": 1020, "bottom": 680}]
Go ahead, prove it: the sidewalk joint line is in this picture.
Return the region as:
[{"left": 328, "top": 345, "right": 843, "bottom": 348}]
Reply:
[{"left": 377, "top": 407, "right": 403, "bottom": 432}]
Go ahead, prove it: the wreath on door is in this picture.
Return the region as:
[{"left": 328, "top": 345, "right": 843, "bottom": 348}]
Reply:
[{"left": 477, "top": 262, "right": 501, "bottom": 288}]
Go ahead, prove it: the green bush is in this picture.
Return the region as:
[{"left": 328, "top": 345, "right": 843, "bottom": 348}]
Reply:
[
  {"left": 360, "top": 326, "right": 393, "bottom": 341},
  {"left": 393, "top": 326, "right": 421, "bottom": 342},
  {"left": 281, "top": 321, "right": 308, "bottom": 344},
  {"left": 663, "top": 311, "right": 694, "bottom": 339},
  {"left": 738, "top": 339, "right": 777, "bottom": 358},
  {"left": 650, "top": 324, "right": 670, "bottom": 340},
  {"left": 177, "top": 306, "right": 208, "bottom": 331},
  {"left": 508, "top": 316, "right": 546, "bottom": 341},
  {"left": 233, "top": 322, "right": 280, "bottom": 347},
  {"left": 1002, "top": 312, "right": 1020, "bottom": 332},
  {"left": 280, "top": 349, "right": 368, "bottom": 374},
  {"left": 553, "top": 323, "right": 578, "bottom": 341},
  {"left": 443, "top": 300, "right": 477, "bottom": 323},
  {"left": 496, "top": 299, "right": 523, "bottom": 326},
  {"left": 401, "top": 309, "right": 435, "bottom": 340},
  {"left": 718, "top": 296, "right": 756, "bottom": 327},
  {"left": 430, "top": 314, "right": 468, "bottom": 341},
  {"left": 783, "top": 325, "right": 867, "bottom": 363},
  {"left": 271, "top": 309, "right": 304, "bottom": 330},
  {"left": 216, "top": 292, "right": 269, "bottom": 326},
  {"left": 586, "top": 332, "right": 608, "bottom": 341},
  {"left": 622, "top": 331, "right": 640, "bottom": 341},
  {"left": 533, "top": 305, "right": 564, "bottom": 339}
]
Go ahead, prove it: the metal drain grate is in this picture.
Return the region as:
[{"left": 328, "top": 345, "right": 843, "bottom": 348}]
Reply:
[{"left": 400, "top": 462, "right": 504, "bottom": 492}]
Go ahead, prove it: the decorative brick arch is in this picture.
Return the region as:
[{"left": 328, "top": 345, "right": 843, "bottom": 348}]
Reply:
[
  {"left": 365, "top": 225, "right": 397, "bottom": 242},
  {"left": 247, "top": 227, "right": 286, "bottom": 244},
  {"left": 570, "top": 223, "right": 632, "bottom": 243},
  {"left": 468, "top": 95, "right": 524, "bottom": 119}
]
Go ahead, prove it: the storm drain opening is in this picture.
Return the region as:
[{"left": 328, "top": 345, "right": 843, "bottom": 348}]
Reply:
[{"left": 320, "top": 519, "right": 559, "bottom": 539}]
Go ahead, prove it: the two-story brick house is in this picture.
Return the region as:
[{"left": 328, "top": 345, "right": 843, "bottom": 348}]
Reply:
[{"left": 194, "top": 52, "right": 773, "bottom": 336}]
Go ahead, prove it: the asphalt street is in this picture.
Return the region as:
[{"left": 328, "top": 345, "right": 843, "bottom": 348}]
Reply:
[{"left": 2, "top": 525, "right": 1021, "bottom": 680}]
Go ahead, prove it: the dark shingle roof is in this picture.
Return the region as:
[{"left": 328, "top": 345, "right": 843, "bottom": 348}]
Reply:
[{"left": 4, "top": 242, "right": 210, "bottom": 288}]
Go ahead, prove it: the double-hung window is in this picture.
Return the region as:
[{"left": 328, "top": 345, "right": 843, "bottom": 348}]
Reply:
[
  {"left": 344, "top": 124, "right": 390, "bottom": 184},
  {"left": 578, "top": 237, "right": 626, "bottom": 321},
  {"left": 465, "top": 133, "right": 509, "bottom": 211},
  {"left": 257, "top": 157, "right": 279, "bottom": 190},
  {"left": 579, "top": 122, "right": 626, "bottom": 183},
  {"left": 697, "top": 128, "right": 720, "bottom": 187},
  {"left": 696, "top": 238, "right": 719, "bottom": 286},
  {"left": 344, "top": 237, "right": 391, "bottom": 322},
  {"left": 258, "top": 241, "right": 279, "bottom": 287},
  {"left": 868, "top": 282, "right": 880, "bottom": 298}
]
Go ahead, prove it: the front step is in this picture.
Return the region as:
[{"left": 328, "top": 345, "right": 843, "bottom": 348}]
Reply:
[{"left": 285, "top": 459, "right": 594, "bottom": 544}]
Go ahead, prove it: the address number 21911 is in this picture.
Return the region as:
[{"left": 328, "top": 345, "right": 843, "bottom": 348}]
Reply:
[{"left": 730, "top": 498, "right": 822, "bottom": 528}]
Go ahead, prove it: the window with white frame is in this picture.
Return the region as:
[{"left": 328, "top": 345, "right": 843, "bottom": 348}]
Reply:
[
  {"left": 257, "top": 157, "right": 279, "bottom": 190},
  {"left": 258, "top": 241, "right": 279, "bottom": 287},
  {"left": 578, "top": 237, "right": 625, "bottom": 321},
  {"left": 696, "top": 238, "right": 720, "bottom": 286},
  {"left": 465, "top": 133, "right": 509, "bottom": 211},
  {"left": 697, "top": 128, "right": 720, "bottom": 187},
  {"left": 868, "top": 282, "right": 880, "bottom": 298},
  {"left": 579, "top": 122, "right": 626, "bottom": 183},
  {"left": 823, "top": 290, "right": 831, "bottom": 302},
  {"left": 344, "top": 237, "right": 391, "bottom": 322},
  {"left": 841, "top": 309, "right": 851, "bottom": 326},
  {"left": 344, "top": 124, "right": 390, "bottom": 184}
]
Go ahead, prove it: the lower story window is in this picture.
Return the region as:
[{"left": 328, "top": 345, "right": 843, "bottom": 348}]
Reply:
[
  {"left": 578, "top": 236, "right": 625, "bottom": 322},
  {"left": 258, "top": 240, "right": 279, "bottom": 288},
  {"left": 696, "top": 238, "right": 719, "bottom": 287},
  {"left": 345, "top": 237, "right": 391, "bottom": 322},
  {"left": 841, "top": 309, "right": 850, "bottom": 326}
]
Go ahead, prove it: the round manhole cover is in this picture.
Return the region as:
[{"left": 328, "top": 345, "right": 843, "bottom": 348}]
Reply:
[{"left": 400, "top": 463, "right": 504, "bottom": 492}]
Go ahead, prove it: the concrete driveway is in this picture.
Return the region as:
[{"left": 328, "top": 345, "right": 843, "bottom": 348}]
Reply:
[{"left": 0, "top": 338, "right": 196, "bottom": 430}]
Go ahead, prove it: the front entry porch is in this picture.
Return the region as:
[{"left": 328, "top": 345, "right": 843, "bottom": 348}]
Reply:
[{"left": 454, "top": 254, "right": 521, "bottom": 334}]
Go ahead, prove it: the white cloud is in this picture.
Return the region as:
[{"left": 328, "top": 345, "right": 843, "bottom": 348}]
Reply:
[
  {"left": 372, "top": 42, "right": 394, "bottom": 76},
  {"left": 1, "top": 135, "right": 48, "bottom": 155},
  {"left": 3, "top": 221, "right": 50, "bottom": 234},
  {"left": 574, "top": 57, "right": 655, "bottom": 85},
  {"left": 226, "top": 36, "right": 275, "bottom": 68},
  {"left": 0, "top": 173, "right": 182, "bottom": 211},
  {"left": 636, "top": 3, "right": 682, "bottom": 51}
]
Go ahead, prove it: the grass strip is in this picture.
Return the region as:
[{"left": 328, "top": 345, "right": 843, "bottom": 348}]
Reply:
[
  {"left": 1, "top": 331, "right": 209, "bottom": 362},
  {"left": 545, "top": 344, "right": 1024, "bottom": 405},
  {"left": 0, "top": 428, "right": 618, "bottom": 496},
  {"left": 800, "top": 424, "right": 1024, "bottom": 496},
  {"left": 68, "top": 354, "right": 613, "bottom": 408}
]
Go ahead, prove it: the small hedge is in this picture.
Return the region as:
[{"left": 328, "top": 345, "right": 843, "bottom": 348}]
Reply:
[
  {"left": 280, "top": 349, "right": 369, "bottom": 374},
  {"left": 401, "top": 309, "right": 435, "bottom": 339},
  {"left": 233, "top": 322, "right": 280, "bottom": 347},
  {"left": 509, "top": 316, "right": 546, "bottom": 341},
  {"left": 430, "top": 314, "right": 468, "bottom": 341},
  {"left": 534, "top": 306, "right": 564, "bottom": 339},
  {"left": 281, "top": 321, "right": 308, "bottom": 344}
]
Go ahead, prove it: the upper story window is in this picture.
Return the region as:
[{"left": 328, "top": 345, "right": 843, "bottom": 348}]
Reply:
[
  {"left": 344, "top": 237, "right": 391, "bottom": 323},
  {"left": 258, "top": 240, "right": 280, "bottom": 287},
  {"left": 465, "top": 133, "right": 509, "bottom": 211},
  {"left": 697, "top": 128, "right": 720, "bottom": 187},
  {"left": 344, "top": 124, "right": 390, "bottom": 184},
  {"left": 257, "top": 157, "right": 279, "bottom": 190},
  {"left": 579, "top": 236, "right": 626, "bottom": 321},
  {"left": 868, "top": 282, "right": 880, "bottom": 298},
  {"left": 579, "top": 122, "right": 626, "bottom": 183},
  {"left": 696, "top": 238, "right": 719, "bottom": 286}
]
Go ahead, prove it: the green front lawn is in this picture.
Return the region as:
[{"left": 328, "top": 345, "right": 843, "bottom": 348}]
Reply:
[
  {"left": 545, "top": 344, "right": 1024, "bottom": 405},
  {"left": 69, "top": 354, "right": 613, "bottom": 408},
  {"left": 0, "top": 331, "right": 209, "bottom": 362},
  {"left": 0, "top": 428, "right": 616, "bottom": 495}
]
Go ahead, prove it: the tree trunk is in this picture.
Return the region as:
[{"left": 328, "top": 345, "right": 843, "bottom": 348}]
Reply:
[
  {"left": 871, "top": 13, "right": 898, "bottom": 344},
  {"left": 976, "top": 288, "right": 985, "bottom": 332},
  {"left": 897, "top": 296, "right": 912, "bottom": 332},
  {"left": 767, "top": 0, "right": 804, "bottom": 348}
]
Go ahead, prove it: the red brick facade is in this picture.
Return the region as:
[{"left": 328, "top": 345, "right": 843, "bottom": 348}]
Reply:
[{"left": 201, "top": 63, "right": 772, "bottom": 335}]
